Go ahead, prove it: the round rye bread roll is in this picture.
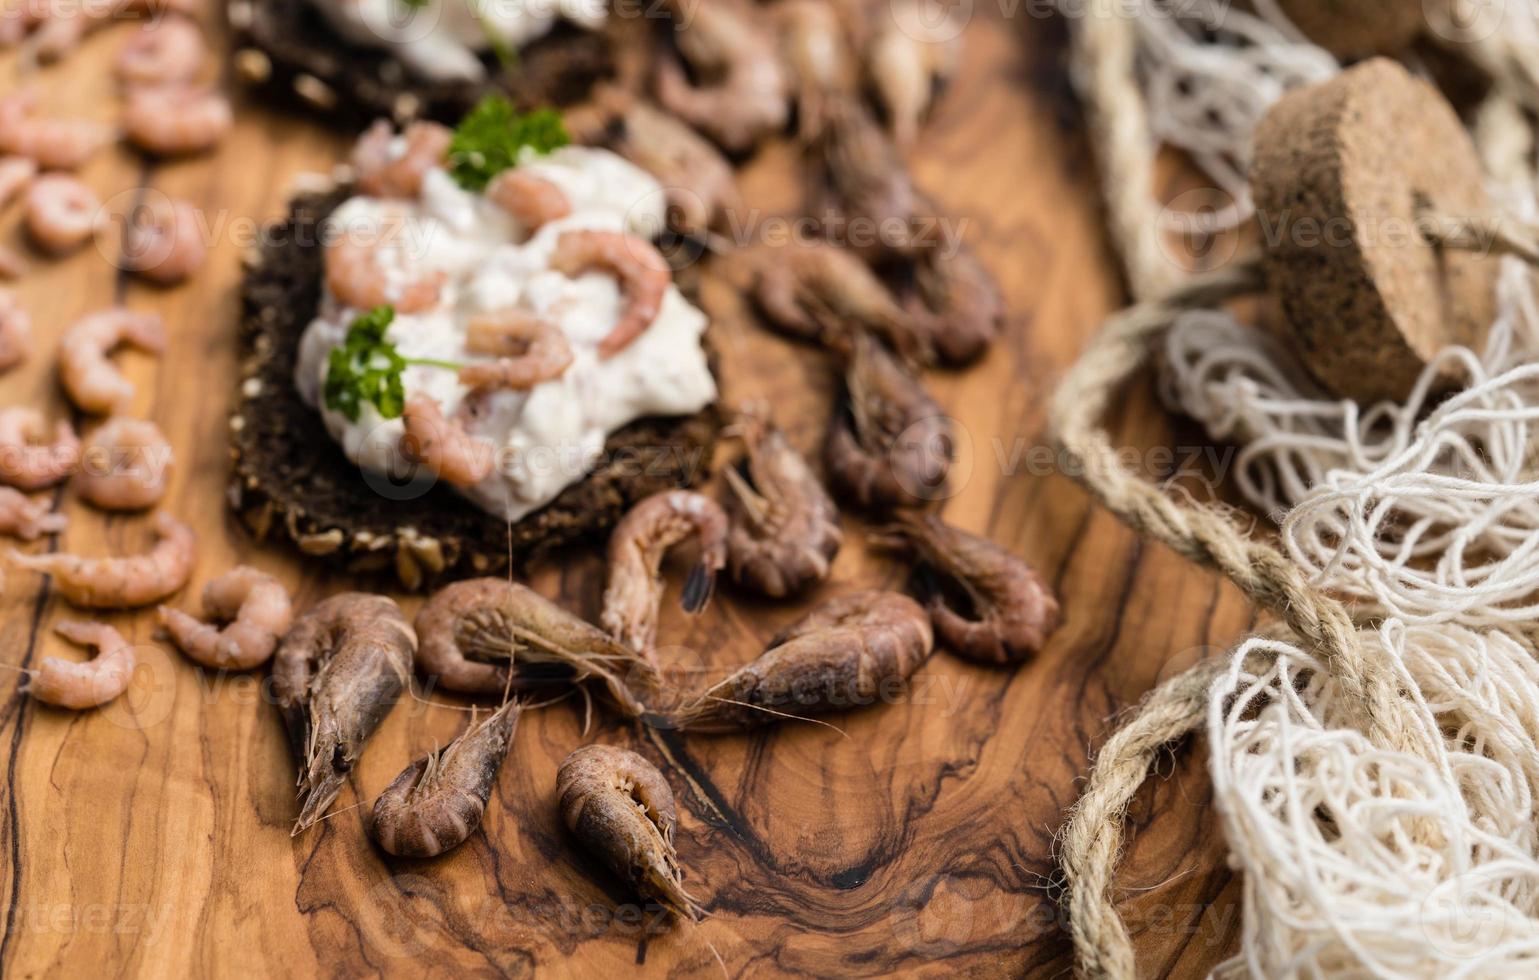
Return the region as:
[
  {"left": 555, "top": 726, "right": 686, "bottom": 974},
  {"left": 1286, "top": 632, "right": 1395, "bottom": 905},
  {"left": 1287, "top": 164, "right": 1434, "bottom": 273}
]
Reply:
[
  {"left": 1270, "top": 0, "right": 1428, "bottom": 59},
  {"left": 1250, "top": 57, "right": 1497, "bottom": 403}
]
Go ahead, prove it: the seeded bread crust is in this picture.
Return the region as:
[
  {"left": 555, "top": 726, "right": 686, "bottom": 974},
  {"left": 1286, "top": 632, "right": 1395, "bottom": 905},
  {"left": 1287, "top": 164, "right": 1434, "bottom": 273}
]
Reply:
[
  {"left": 229, "top": 182, "right": 720, "bottom": 589},
  {"left": 228, "top": 0, "right": 618, "bottom": 125}
]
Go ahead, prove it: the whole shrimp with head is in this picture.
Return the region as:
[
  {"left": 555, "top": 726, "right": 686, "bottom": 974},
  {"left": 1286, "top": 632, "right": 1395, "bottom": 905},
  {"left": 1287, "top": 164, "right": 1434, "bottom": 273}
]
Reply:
[
  {"left": 272, "top": 592, "right": 415, "bottom": 833},
  {"left": 601, "top": 489, "right": 729, "bottom": 664},
  {"left": 721, "top": 412, "right": 842, "bottom": 599},
  {"left": 653, "top": 0, "right": 790, "bottom": 153}
]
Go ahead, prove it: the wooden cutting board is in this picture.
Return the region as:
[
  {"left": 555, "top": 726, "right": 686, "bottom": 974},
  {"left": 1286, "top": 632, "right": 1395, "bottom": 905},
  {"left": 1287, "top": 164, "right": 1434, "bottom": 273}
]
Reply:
[{"left": 0, "top": 6, "right": 1249, "bottom": 976}]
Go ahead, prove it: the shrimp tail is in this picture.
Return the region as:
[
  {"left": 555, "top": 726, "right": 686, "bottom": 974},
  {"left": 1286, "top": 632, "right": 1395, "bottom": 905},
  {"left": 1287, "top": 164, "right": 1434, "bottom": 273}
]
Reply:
[{"left": 680, "top": 561, "right": 716, "bottom": 615}]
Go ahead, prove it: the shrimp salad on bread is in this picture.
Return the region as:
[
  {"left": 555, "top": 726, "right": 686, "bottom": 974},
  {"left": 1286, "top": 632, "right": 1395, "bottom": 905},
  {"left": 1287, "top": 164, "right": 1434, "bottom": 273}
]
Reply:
[{"left": 295, "top": 107, "right": 717, "bottom": 522}]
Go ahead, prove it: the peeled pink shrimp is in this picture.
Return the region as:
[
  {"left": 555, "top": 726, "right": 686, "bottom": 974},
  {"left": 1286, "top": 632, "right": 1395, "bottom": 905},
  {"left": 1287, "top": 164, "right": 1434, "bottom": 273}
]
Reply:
[
  {"left": 0, "top": 487, "right": 65, "bottom": 540},
  {"left": 352, "top": 119, "right": 451, "bottom": 199},
  {"left": 121, "top": 196, "right": 206, "bottom": 284},
  {"left": 76, "top": 416, "right": 172, "bottom": 511},
  {"left": 400, "top": 394, "right": 495, "bottom": 488},
  {"left": 114, "top": 16, "right": 206, "bottom": 87},
  {"left": 487, "top": 170, "right": 571, "bottom": 231},
  {"left": 0, "top": 90, "right": 110, "bottom": 170},
  {"left": 459, "top": 308, "right": 574, "bottom": 390},
  {"left": 9, "top": 510, "right": 195, "bottom": 608},
  {"left": 0, "top": 407, "right": 79, "bottom": 490},
  {"left": 25, "top": 174, "right": 102, "bottom": 255},
  {"left": 158, "top": 566, "right": 294, "bottom": 670},
  {"left": 58, "top": 308, "right": 167, "bottom": 415},
  {"left": 123, "top": 86, "right": 231, "bottom": 157},
  {"left": 325, "top": 227, "right": 446, "bottom": 314},
  {"left": 26, "top": 621, "right": 136, "bottom": 710},
  {"left": 550, "top": 230, "right": 670, "bottom": 358},
  {"left": 0, "top": 155, "right": 35, "bottom": 208},
  {"left": 0, "top": 288, "right": 32, "bottom": 372}
]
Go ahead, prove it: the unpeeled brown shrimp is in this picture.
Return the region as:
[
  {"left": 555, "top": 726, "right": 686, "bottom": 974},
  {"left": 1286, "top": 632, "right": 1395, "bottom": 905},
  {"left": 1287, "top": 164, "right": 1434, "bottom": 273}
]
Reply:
[
  {"left": 414, "top": 578, "right": 658, "bottom": 710},
  {"left": 653, "top": 0, "right": 789, "bottom": 153},
  {"left": 371, "top": 700, "right": 521, "bottom": 858},
  {"left": 352, "top": 119, "right": 451, "bottom": 200},
  {"left": 26, "top": 621, "right": 136, "bottom": 710},
  {"left": 25, "top": 174, "right": 102, "bottom": 255},
  {"left": 9, "top": 510, "right": 195, "bottom": 608},
  {"left": 0, "top": 288, "right": 32, "bottom": 372},
  {"left": 114, "top": 16, "right": 206, "bottom": 87},
  {"left": 865, "top": 0, "right": 961, "bottom": 148},
  {"left": 488, "top": 169, "right": 572, "bottom": 231},
  {"left": 662, "top": 590, "right": 933, "bottom": 732},
  {"left": 58, "top": 308, "right": 167, "bottom": 415},
  {"left": 550, "top": 229, "right": 670, "bottom": 358},
  {"left": 722, "top": 413, "right": 842, "bottom": 598},
  {"left": 400, "top": 394, "right": 495, "bottom": 487},
  {"left": 121, "top": 196, "right": 206, "bottom": 284},
  {"left": 458, "top": 309, "right": 574, "bottom": 391},
  {"left": 883, "top": 511, "right": 1061, "bottom": 665},
  {"left": 272, "top": 592, "right": 415, "bottom": 833},
  {"left": 158, "top": 565, "right": 293, "bottom": 670},
  {"left": 778, "top": 0, "right": 858, "bottom": 143},
  {"left": 75, "top": 415, "right": 172, "bottom": 511},
  {"left": 122, "top": 86, "right": 232, "bottom": 157},
  {"left": 0, "top": 487, "right": 65, "bottom": 540},
  {"left": 907, "top": 244, "right": 1002, "bottom": 366},
  {"left": 0, "top": 90, "right": 109, "bottom": 170},
  {"left": 601, "top": 490, "right": 728, "bottom": 662},
  {"left": 0, "top": 407, "right": 79, "bottom": 490},
  {"left": 556, "top": 744, "right": 701, "bottom": 920}
]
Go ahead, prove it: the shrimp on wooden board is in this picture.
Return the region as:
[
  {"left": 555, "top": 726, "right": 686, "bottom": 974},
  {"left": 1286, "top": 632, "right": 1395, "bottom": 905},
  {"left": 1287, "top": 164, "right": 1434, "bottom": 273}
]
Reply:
[
  {"left": 865, "top": 0, "right": 961, "bottom": 148},
  {"left": 75, "top": 416, "right": 172, "bottom": 511},
  {"left": 9, "top": 510, "right": 195, "bottom": 608},
  {"left": 825, "top": 331, "right": 952, "bottom": 511},
  {"left": 0, "top": 155, "right": 36, "bottom": 208},
  {"left": 0, "top": 90, "right": 110, "bottom": 169},
  {"left": 414, "top": 577, "right": 658, "bottom": 709},
  {"left": 815, "top": 95, "right": 928, "bottom": 258},
  {"left": 371, "top": 700, "right": 521, "bottom": 858},
  {"left": 25, "top": 621, "right": 136, "bottom": 710},
  {"left": 120, "top": 196, "right": 206, "bottom": 285},
  {"left": 272, "top": 592, "right": 416, "bottom": 833},
  {"left": 0, "top": 407, "right": 79, "bottom": 490},
  {"left": 58, "top": 308, "right": 167, "bottom": 416},
  {"left": 556, "top": 744, "right": 702, "bottom": 921},
  {"left": 653, "top": 0, "right": 789, "bottom": 153},
  {"left": 158, "top": 566, "right": 293, "bottom": 670},
  {"left": 399, "top": 394, "right": 496, "bottom": 488},
  {"left": 351, "top": 119, "right": 451, "bottom": 200},
  {"left": 778, "top": 0, "right": 859, "bottom": 143},
  {"left": 0, "top": 288, "right": 33, "bottom": 372},
  {"left": 324, "top": 214, "right": 446, "bottom": 314},
  {"left": 750, "top": 240, "right": 932, "bottom": 364},
  {"left": 550, "top": 230, "right": 670, "bottom": 357},
  {"left": 458, "top": 309, "right": 574, "bottom": 391},
  {"left": 0, "top": 246, "right": 26, "bottom": 280},
  {"left": 24, "top": 174, "right": 102, "bottom": 255},
  {"left": 721, "top": 413, "right": 842, "bottom": 599},
  {"left": 905, "top": 243, "right": 1002, "bottom": 366},
  {"left": 660, "top": 590, "right": 933, "bottom": 732},
  {"left": 878, "top": 511, "right": 1061, "bottom": 666},
  {"left": 601, "top": 490, "right": 728, "bottom": 663},
  {"left": 122, "top": 86, "right": 232, "bottom": 157},
  {"left": 487, "top": 169, "right": 572, "bottom": 231},
  {"left": 114, "top": 16, "right": 206, "bottom": 87},
  {"left": 0, "top": 486, "right": 64, "bottom": 540}
]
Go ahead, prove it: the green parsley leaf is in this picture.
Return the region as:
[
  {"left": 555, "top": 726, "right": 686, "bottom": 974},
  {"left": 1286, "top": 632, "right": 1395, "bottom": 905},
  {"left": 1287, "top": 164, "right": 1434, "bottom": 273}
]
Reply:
[
  {"left": 447, "top": 96, "right": 569, "bottom": 192},
  {"left": 322, "top": 306, "right": 461, "bottom": 422}
]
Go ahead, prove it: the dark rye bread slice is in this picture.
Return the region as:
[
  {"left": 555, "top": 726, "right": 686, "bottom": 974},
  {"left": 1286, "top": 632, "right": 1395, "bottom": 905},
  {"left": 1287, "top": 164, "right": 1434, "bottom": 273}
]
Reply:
[
  {"left": 229, "top": 181, "right": 720, "bottom": 589},
  {"left": 228, "top": 0, "right": 618, "bottom": 125}
]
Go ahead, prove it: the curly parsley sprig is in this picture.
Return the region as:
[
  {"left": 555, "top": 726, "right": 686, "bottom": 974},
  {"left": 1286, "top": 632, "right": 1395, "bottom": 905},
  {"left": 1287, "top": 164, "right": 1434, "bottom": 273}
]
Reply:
[
  {"left": 447, "top": 96, "right": 569, "bottom": 192},
  {"left": 322, "top": 307, "right": 461, "bottom": 422}
]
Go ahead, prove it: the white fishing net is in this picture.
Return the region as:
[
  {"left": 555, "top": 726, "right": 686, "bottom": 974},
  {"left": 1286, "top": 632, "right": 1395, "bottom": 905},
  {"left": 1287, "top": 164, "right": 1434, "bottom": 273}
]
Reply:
[{"left": 1120, "top": 1, "right": 1539, "bottom": 973}]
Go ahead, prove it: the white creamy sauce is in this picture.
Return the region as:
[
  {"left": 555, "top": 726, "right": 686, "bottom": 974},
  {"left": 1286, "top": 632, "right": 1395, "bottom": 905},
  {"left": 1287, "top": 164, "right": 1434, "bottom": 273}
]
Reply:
[
  {"left": 295, "top": 145, "right": 717, "bottom": 522},
  {"left": 308, "top": 0, "right": 606, "bottom": 82}
]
